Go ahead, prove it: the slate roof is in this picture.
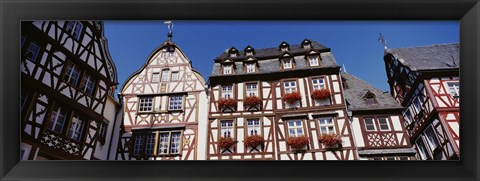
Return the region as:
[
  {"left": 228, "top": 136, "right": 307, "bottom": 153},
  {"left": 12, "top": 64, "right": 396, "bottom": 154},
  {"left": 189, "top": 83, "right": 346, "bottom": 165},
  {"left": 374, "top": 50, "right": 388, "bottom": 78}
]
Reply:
[
  {"left": 342, "top": 73, "right": 403, "bottom": 111},
  {"left": 385, "top": 43, "right": 459, "bottom": 71},
  {"left": 210, "top": 40, "right": 338, "bottom": 77}
]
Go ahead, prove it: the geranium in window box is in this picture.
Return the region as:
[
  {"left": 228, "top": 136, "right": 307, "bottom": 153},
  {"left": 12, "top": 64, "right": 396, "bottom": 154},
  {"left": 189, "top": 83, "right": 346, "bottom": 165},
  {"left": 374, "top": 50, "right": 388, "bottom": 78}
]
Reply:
[
  {"left": 286, "top": 135, "right": 309, "bottom": 152},
  {"left": 218, "top": 98, "right": 237, "bottom": 112},
  {"left": 244, "top": 135, "right": 264, "bottom": 148},
  {"left": 218, "top": 137, "right": 237, "bottom": 149},
  {"left": 318, "top": 133, "right": 342, "bottom": 150},
  {"left": 311, "top": 89, "right": 331, "bottom": 100},
  {"left": 282, "top": 92, "right": 302, "bottom": 104},
  {"left": 244, "top": 96, "right": 262, "bottom": 111}
]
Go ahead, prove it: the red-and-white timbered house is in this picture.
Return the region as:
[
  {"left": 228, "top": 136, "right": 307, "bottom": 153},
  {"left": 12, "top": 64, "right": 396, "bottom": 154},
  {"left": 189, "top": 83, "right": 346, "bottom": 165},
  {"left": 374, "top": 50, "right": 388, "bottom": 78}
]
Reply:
[
  {"left": 383, "top": 43, "right": 460, "bottom": 160},
  {"left": 20, "top": 21, "right": 121, "bottom": 160},
  {"left": 117, "top": 33, "right": 208, "bottom": 160},
  {"left": 207, "top": 39, "right": 357, "bottom": 160},
  {"left": 342, "top": 73, "right": 416, "bottom": 160}
]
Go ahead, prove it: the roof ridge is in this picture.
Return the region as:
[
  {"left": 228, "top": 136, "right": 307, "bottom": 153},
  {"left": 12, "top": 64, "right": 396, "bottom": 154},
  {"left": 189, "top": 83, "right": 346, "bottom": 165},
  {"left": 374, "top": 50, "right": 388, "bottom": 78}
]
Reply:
[{"left": 386, "top": 42, "right": 459, "bottom": 51}]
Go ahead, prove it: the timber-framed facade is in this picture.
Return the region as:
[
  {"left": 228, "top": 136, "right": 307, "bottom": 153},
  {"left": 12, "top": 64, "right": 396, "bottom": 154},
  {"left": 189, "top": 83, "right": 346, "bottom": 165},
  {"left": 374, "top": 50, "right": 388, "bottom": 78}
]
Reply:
[{"left": 20, "top": 21, "right": 121, "bottom": 160}]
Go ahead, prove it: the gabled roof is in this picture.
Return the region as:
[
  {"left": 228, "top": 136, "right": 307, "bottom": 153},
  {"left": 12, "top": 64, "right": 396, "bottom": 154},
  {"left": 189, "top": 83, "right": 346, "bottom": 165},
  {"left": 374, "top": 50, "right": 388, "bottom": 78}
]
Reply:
[
  {"left": 385, "top": 43, "right": 459, "bottom": 71},
  {"left": 342, "top": 73, "right": 402, "bottom": 111}
]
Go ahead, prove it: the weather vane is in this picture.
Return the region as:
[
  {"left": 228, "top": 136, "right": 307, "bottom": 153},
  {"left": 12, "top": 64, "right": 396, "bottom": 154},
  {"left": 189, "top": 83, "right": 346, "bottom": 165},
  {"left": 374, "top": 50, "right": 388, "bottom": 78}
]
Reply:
[
  {"left": 164, "top": 21, "right": 173, "bottom": 40},
  {"left": 378, "top": 32, "right": 387, "bottom": 49}
]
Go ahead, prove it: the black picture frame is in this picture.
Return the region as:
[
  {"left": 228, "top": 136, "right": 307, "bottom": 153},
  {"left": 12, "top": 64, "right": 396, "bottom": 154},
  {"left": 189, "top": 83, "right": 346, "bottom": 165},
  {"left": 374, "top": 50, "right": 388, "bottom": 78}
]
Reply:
[{"left": 1, "top": 0, "right": 479, "bottom": 180}]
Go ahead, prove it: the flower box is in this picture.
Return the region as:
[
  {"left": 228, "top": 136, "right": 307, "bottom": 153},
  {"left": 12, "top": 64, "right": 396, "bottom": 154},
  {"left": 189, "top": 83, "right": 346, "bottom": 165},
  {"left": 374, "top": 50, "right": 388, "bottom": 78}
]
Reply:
[
  {"left": 244, "top": 96, "right": 262, "bottom": 107},
  {"left": 311, "top": 89, "right": 331, "bottom": 100},
  {"left": 286, "top": 136, "right": 309, "bottom": 152},
  {"left": 244, "top": 135, "right": 264, "bottom": 148},
  {"left": 318, "top": 134, "right": 342, "bottom": 150},
  {"left": 218, "top": 137, "right": 236, "bottom": 149},
  {"left": 218, "top": 98, "right": 237, "bottom": 112},
  {"left": 282, "top": 92, "right": 302, "bottom": 104}
]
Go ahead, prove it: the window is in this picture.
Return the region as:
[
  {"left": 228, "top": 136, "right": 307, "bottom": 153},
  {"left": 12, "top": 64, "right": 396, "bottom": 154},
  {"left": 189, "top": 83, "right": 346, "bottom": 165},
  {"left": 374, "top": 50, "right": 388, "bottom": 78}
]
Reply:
[
  {"left": 171, "top": 71, "right": 179, "bottom": 81},
  {"left": 415, "top": 137, "right": 431, "bottom": 160},
  {"left": 245, "top": 83, "right": 257, "bottom": 96},
  {"left": 308, "top": 56, "right": 319, "bottom": 66},
  {"left": 284, "top": 81, "right": 297, "bottom": 93},
  {"left": 378, "top": 117, "right": 390, "bottom": 131},
  {"left": 287, "top": 120, "right": 303, "bottom": 137},
  {"left": 169, "top": 95, "right": 183, "bottom": 110},
  {"left": 67, "top": 115, "right": 85, "bottom": 141},
  {"left": 80, "top": 74, "right": 95, "bottom": 96},
  {"left": 223, "top": 64, "right": 232, "bottom": 74},
  {"left": 66, "top": 21, "right": 83, "bottom": 40},
  {"left": 98, "top": 121, "right": 108, "bottom": 141},
  {"left": 318, "top": 117, "right": 335, "bottom": 134},
  {"left": 170, "top": 132, "right": 181, "bottom": 154},
  {"left": 447, "top": 81, "right": 459, "bottom": 98},
  {"left": 221, "top": 85, "right": 233, "bottom": 99},
  {"left": 47, "top": 107, "right": 67, "bottom": 133},
  {"left": 151, "top": 72, "right": 160, "bottom": 82},
  {"left": 281, "top": 47, "right": 288, "bottom": 52},
  {"left": 247, "top": 119, "right": 260, "bottom": 136},
  {"left": 145, "top": 134, "right": 155, "bottom": 155},
  {"left": 64, "top": 63, "right": 81, "bottom": 86},
  {"left": 283, "top": 59, "right": 292, "bottom": 69},
  {"left": 161, "top": 69, "right": 170, "bottom": 82},
  {"left": 364, "top": 118, "right": 376, "bottom": 131},
  {"left": 413, "top": 96, "right": 423, "bottom": 113},
  {"left": 404, "top": 109, "right": 414, "bottom": 124},
  {"left": 365, "top": 96, "right": 375, "bottom": 105},
  {"left": 246, "top": 51, "right": 253, "bottom": 56},
  {"left": 158, "top": 133, "right": 169, "bottom": 154},
  {"left": 312, "top": 78, "right": 325, "bottom": 90},
  {"left": 424, "top": 126, "right": 441, "bottom": 151},
  {"left": 25, "top": 42, "right": 40, "bottom": 62},
  {"left": 133, "top": 134, "right": 144, "bottom": 156},
  {"left": 221, "top": 120, "right": 234, "bottom": 138},
  {"left": 138, "top": 97, "right": 153, "bottom": 112},
  {"left": 246, "top": 63, "right": 255, "bottom": 73}
]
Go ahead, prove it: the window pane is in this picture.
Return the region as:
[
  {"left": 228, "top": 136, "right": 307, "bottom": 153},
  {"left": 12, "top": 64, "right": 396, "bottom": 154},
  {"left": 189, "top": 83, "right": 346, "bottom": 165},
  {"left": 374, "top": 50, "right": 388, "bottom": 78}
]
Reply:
[
  {"left": 378, "top": 118, "right": 389, "bottom": 130},
  {"left": 170, "top": 132, "right": 181, "bottom": 154},
  {"left": 158, "top": 133, "right": 169, "bottom": 154},
  {"left": 161, "top": 69, "right": 170, "bottom": 81}
]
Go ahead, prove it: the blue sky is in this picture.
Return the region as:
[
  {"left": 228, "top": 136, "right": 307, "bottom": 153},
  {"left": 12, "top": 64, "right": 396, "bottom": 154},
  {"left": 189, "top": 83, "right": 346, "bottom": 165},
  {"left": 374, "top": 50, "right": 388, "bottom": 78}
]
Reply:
[{"left": 104, "top": 21, "right": 458, "bottom": 92}]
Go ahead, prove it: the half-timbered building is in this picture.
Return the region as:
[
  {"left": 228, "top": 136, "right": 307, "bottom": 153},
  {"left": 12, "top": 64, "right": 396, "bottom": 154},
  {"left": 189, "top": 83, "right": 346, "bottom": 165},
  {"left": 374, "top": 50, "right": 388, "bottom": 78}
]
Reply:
[
  {"left": 117, "top": 33, "right": 208, "bottom": 160},
  {"left": 20, "top": 21, "right": 121, "bottom": 160},
  {"left": 342, "top": 73, "right": 416, "bottom": 160},
  {"left": 383, "top": 43, "right": 460, "bottom": 160},
  {"left": 207, "top": 39, "right": 357, "bottom": 160}
]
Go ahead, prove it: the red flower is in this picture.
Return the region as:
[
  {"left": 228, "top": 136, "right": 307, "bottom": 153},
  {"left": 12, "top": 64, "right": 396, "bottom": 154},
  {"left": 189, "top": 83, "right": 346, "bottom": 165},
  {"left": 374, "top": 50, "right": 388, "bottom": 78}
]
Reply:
[
  {"left": 244, "top": 135, "right": 264, "bottom": 147},
  {"left": 318, "top": 133, "right": 342, "bottom": 146},
  {"left": 244, "top": 96, "right": 262, "bottom": 107},
  {"left": 311, "top": 89, "right": 331, "bottom": 100},
  {"left": 282, "top": 92, "right": 301, "bottom": 104},
  {"left": 218, "top": 98, "right": 237, "bottom": 108},
  {"left": 218, "top": 137, "right": 236, "bottom": 149},
  {"left": 286, "top": 136, "right": 309, "bottom": 150}
]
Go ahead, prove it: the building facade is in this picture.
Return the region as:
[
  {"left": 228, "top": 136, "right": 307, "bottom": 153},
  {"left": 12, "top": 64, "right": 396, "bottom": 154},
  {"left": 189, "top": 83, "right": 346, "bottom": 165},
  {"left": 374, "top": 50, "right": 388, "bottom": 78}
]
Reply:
[
  {"left": 20, "top": 21, "right": 121, "bottom": 160},
  {"left": 383, "top": 43, "right": 460, "bottom": 160},
  {"left": 342, "top": 73, "right": 416, "bottom": 160},
  {"left": 116, "top": 35, "right": 209, "bottom": 160}
]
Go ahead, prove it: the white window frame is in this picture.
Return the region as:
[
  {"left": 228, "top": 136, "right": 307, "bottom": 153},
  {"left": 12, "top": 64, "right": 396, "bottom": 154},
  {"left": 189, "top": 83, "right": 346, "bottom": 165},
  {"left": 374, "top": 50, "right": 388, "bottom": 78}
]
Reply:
[
  {"left": 170, "top": 132, "right": 181, "bottom": 154},
  {"left": 446, "top": 81, "right": 459, "bottom": 98},
  {"left": 221, "top": 85, "right": 233, "bottom": 99},
  {"left": 64, "top": 63, "right": 81, "bottom": 86},
  {"left": 171, "top": 71, "right": 179, "bottom": 81},
  {"left": 247, "top": 119, "right": 260, "bottom": 136},
  {"left": 364, "top": 118, "right": 376, "bottom": 131},
  {"left": 318, "top": 117, "right": 336, "bottom": 134},
  {"left": 424, "top": 125, "right": 441, "bottom": 151},
  {"left": 284, "top": 81, "right": 297, "bottom": 93},
  {"left": 158, "top": 132, "right": 170, "bottom": 155},
  {"left": 415, "top": 137, "right": 431, "bottom": 160},
  {"left": 81, "top": 74, "right": 95, "bottom": 96},
  {"left": 67, "top": 115, "right": 84, "bottom": 141},
  {"left": 404, "top": 109, "right": 414, "bottom": 124},
  {"left": 312, "top": 78, "right": 326, "bottom": 90},
  {"left": 287, "top": 120, "right": 304, "bottom": 137},
  {"left": 25, "top": 42, "right": 40, "bottom": 62},
  {"left": 66, "top": 21, "right": 83, "bottom": 40},
  {"left": 309, "top": 56, "right": 319, "bottom": 66},
  {"left": 283, "top": 59, "right": 293, "bottom": 69},
  {"left": 223, "top": 64, "right": 232, "bottom": 74},
  {"left": 138, "top": 97, "right": 153, "bottom": 112},
  {"left": 245, "top": 83, "right": 258, "bottom": 97},
  {"left": 161, "top": 69, "right": 170, "bottom": 82},
  {"left": 151, "top": 72, "right": 160, "bottom": 83},
  {"left": 246, "top": 63, "right": 255, "bottom": 73},
  {"left": 169, "top": 95, "right": 183, "bottom": 110},
  {"left": 48, "top": 107, "right": 67, "bottom": 133},
  {"left": 377, "top": 117, "right": 390, "bottom": 131},
  {"left": 220, "top": 120, "right": 234, "bottom": 138}
]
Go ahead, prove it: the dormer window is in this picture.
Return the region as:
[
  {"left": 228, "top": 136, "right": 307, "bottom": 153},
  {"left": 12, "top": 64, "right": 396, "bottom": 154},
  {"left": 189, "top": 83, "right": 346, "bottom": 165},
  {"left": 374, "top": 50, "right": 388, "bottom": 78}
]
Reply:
[
  {"left": 244, "top": 45, "right": 255, "bottom": 57},
  {"left": 363, "top": 91, "right": 377, "bottom": 105},
  {"left": 279, "top": 42, "right": 290, "bottom": 52},
  {"left": 283, "top": 59, "right": 293, "bottom": 69},
  {"left": 246, "top": 63, "right": 256, "bottom": 73},
  {"left": 223, "top": 64, "right": 233, "bottom": 75},
  {"left": 281, "top": 47, "right": 288, "bottom": 52},
  {"left": 301, "top": 39, "right": 312, "bottom": 49},
  {"left": 228, "top": 47, "right": 239, "bottom": 58},
  {"left": 308, "top": 56, "right": 319, "bottom": 66},
  {"left": 246, "top": 51, "right": 253, "bottom": 56}
]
